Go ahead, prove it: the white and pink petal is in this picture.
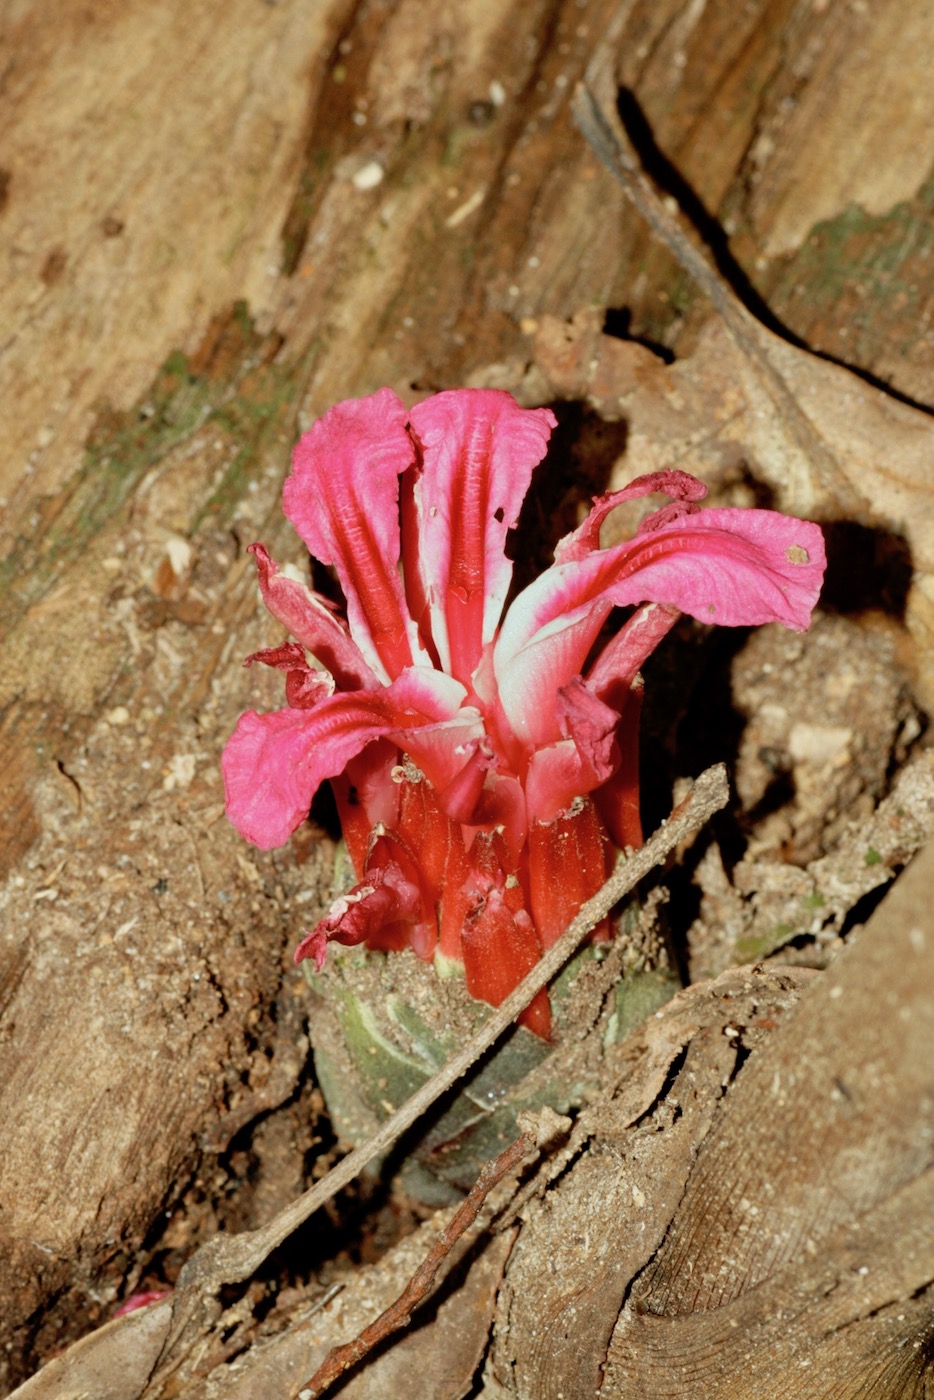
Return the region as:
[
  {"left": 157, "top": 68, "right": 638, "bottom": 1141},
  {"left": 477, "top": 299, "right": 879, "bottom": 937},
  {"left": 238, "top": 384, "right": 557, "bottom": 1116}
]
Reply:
[
  {"left": 406, "top": 389, "right": 556, "bottom": 685},
  {"left": 496, "top": 505, "right": 825, "bottom": 745},
  {"left": 284, "top": 389, "right": 421, "bottom": 681}
]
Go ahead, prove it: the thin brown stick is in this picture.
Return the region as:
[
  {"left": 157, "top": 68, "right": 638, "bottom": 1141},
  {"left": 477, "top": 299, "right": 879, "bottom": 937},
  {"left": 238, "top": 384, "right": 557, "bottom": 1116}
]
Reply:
[
  {"left": 571, "top": 49, "right": 862, "bottom": 517},
  {"left": 142, "top": 764, "right": 729, "bottom": 1395},
  {"left": 295, "top": 1131, "right": 534, "bottom": 1399}
]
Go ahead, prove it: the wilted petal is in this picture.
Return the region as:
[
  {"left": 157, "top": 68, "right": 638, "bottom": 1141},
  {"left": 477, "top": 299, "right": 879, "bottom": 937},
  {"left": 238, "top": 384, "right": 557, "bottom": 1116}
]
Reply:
[
  {"left": 244, "top": 642, "right": 336, "bottom": 709},
  {"left": 524, "top": 679, "right": 620, "bottom": 822},
  {"left": 407, "top": 390, "right": 556, "bottom": 684},
  {"left": 284, "top": 389, "right": 421, "bottom": 681},
  {"left": 249, "top": 543, "right": 375, "bottom": 690},
  {"left": 294, "top": 859, "right": 423, "bottom": 967},
  {"left": 593, "top": 679, "right": 645, "bottom": 849},
  {"left": 587, "top": 602, "right": 681, "bottom": 705}
]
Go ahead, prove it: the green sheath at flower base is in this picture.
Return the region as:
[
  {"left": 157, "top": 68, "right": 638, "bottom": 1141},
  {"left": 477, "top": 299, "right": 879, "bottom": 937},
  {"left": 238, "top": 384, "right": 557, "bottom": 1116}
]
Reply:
[{"left": 303, "top": 933, "right": 679, "bottom": 1202}]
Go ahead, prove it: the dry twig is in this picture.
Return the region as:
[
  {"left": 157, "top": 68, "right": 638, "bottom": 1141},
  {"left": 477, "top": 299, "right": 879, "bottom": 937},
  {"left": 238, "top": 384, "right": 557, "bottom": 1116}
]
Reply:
[{"left": 295, "top": 1131, "right": 535, "bottom": 1399}]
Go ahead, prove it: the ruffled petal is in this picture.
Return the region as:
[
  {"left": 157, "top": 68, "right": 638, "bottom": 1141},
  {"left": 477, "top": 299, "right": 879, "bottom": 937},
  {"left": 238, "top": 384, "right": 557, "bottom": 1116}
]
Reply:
[
  {"left": 496, "top": 507, "right": 825, "bottom": 744},
  {"left": 407, "top": 390, "right": 556, "bottom": 684},
  {"left": 244, "top": 642, "right": 336, "bottom": 709},
  {"left": 249, "top": 543, "right": 375, "bottom": 690},
  {"left": 284, "top": 389, "right": 420, "bottom": 681},
  {"left": 223, "top": 667, "right": 465, "bottom": 851},
  {"left": 586, "top": 602, "right": 681, "bottom": 706},
  {"left": 222, "top": 696, "right": 394, "bottom": 849}
]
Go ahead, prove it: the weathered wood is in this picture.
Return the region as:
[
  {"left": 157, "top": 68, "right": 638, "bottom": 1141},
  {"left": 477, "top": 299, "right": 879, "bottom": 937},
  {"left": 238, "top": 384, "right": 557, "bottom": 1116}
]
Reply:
[
  {"left": 490, "top": 841, "right": 934, "bottom": 1398},
  {"left": 1, "top": 0, "right": 933, "bottom": 1388}
]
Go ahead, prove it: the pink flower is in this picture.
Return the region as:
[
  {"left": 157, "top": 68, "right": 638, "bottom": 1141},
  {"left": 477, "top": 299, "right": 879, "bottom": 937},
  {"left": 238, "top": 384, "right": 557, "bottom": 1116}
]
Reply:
[
  {"left": 223, "top": 388, "right": 825, "bottom": 1036},
  {"left": 114, "top": 1288, "right": 171, "bottom": 1318}
]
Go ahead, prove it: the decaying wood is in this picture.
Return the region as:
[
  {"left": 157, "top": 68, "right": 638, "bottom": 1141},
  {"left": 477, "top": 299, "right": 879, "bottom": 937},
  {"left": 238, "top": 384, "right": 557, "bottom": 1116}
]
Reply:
[
  {"left": 489, "top": 838, "right": 934, "bottom": 1398},
  {"left": 3, "top": 0, "right": 934, "bottom": 1391}
]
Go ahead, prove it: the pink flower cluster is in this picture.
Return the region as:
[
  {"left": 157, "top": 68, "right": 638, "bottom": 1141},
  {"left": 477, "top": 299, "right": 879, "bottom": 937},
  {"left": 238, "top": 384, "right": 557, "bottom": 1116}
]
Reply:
[{"left": 223, "top": 388, "right": 825, "bottom": 1036}]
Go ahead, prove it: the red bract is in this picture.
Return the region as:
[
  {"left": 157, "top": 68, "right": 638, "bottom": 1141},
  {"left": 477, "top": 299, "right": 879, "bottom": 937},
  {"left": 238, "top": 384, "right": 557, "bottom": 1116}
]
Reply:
[{"left": 223, "top": 388, "right": 826, "bottom": 1036}]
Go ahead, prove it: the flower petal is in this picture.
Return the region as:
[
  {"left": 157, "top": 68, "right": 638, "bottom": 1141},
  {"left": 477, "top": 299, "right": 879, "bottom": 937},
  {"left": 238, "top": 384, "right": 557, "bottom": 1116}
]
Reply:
[
  {"left": 284, "top": 389, "right": 420, "bottom": 680},
  {"left": 249, "top": 543, "right": 376, "bottom": 690},
  {"left": 294, "top": 860, "right": 422, "bottom": 968},
  {"left": 407, "top": 390, "right": 556, "bottom": 684},
  {"left": 586, "top": 602, "right": 681, "bottom": 705},
  {"left": 555, "top": 470, "right": 708, "bottom": 563},
  {"left": 494, "top": 597, "right": 615, "bottom": 747},
  {"left": 397, "top": 710, "right": 487, "bottom": 802},
  {"left": 496, "top": 508, "right": 825, "bottom": 744},
  {"left": 244, "top": 642, "right": 336, "bottom": 709},
  {"left": 223, "top": 666, "right": 465, "bottom": 851},
  {"left": 222, "top": 698, "right": 392, "bottom": 849},
  {"left": 524, "top": 679, "right": 620, "bottom": 822}
]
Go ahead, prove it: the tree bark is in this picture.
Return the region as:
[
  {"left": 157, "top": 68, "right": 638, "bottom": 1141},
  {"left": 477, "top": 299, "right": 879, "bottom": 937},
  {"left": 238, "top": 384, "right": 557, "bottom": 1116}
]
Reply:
[{"left": 1, "top": 0, "right": 933, "bottom": 1389}]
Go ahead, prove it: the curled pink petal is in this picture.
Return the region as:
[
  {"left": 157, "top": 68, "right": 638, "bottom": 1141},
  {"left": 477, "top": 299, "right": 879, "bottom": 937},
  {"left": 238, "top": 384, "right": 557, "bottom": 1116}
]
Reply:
[
  {"left": 557, "top": 677, "right": 620, "bottom": 777},
  {"left": 223, "top": 669, "right": 467, "bottom": 850},
  {"left": 524, "top": 677, "right": 620, "bottom": 823},
  {"left": 555, "top": 470, "right": 708, "bottom": 562},
  {"left": 222, "top": 701, "right": 390, "bottom": 849},
  {"left": 496, "top": 508, "right": 825, "bottom": 744},
  {"left": 249, "top": 544, "right": 375, "bottom": 690},
  {"left": 244, "top": 642, "right": 336, "bottom": 709},
  {"left": 285, "top": 390, "right": 421, "bottom": 680},
  {"left": 407, "top": 390, "right": 556, "bottom": 684},
  {"left": 587, "top": 602, "right": 681, "bottom": 704}
]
